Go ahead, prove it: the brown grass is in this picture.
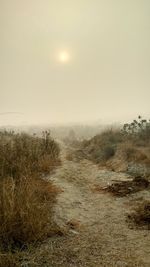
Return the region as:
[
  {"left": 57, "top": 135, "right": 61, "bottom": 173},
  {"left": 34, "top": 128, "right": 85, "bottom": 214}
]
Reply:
[
  {"left": 119, "top": 141, "right": 150, "bottom": 165},
  {"left": 0, "top": 177, "right": 59, "bottom": 250},
  {"left": 0, "top": 130, "right": 61, "bottom": 266},
  {"left": 0, "top": 131, "right": 60, "bottom": 179}
]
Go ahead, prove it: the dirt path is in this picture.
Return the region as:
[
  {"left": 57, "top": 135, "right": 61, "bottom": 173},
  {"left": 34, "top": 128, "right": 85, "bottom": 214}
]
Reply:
[{"left": 31, "top": 143, "right": 150, "bottom": 267}]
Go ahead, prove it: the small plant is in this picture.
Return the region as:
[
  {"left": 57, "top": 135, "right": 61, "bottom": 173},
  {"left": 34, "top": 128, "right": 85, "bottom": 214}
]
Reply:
[{"left": 122, "top": 116, "right": 150, "bottom": 140}]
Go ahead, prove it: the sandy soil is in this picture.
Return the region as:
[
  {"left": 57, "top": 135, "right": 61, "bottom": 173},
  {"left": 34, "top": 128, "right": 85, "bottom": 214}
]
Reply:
[{"left": 29, "top": 142, "right": 150, "bottom": 267}]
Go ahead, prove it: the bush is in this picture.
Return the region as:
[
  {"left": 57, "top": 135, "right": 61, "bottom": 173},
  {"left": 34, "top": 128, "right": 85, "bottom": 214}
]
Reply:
[
  {"left": 122, "top": 115, "right": 150, "bottom": 142},
  {"left": 101, "top": 145, "right": 116, "bottom": 160},
  {"left": 81, "top": 129, "right": 123, "bottom": 164},
  {"left": 93, "top": 145, "right": 116, "bottom": 163}
]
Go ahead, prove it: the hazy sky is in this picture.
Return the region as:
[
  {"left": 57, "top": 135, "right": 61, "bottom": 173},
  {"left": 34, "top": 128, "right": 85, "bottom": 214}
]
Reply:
[{"left": 0, "top": 0, "right": 150, "bottom": 125}]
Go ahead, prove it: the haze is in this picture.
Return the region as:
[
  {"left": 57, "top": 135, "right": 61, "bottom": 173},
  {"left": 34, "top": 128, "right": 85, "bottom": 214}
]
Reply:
[{"left": 0, "top": 0, "right": 150, "bottom": 126}]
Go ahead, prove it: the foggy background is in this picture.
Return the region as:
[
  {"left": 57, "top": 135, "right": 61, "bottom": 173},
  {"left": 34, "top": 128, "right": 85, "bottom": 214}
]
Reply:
[{"left": 0, "top": 0, "right": 150, "bottom": 126}]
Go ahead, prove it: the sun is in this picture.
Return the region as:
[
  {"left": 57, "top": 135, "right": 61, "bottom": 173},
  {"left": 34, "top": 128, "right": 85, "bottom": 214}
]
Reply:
[{"left": 58, "top": 51, "right": 70, "bottom": 63}]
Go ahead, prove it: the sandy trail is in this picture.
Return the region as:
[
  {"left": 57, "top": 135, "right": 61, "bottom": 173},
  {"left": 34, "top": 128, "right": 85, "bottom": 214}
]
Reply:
[{"left": 32, "top": 143, "right": 150, "bottom": 267}]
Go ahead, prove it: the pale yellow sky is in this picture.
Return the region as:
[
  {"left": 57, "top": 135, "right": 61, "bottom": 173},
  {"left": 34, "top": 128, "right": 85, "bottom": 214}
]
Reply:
[{"left": 0, "top": 0, "right": 150, "bottom": 125}]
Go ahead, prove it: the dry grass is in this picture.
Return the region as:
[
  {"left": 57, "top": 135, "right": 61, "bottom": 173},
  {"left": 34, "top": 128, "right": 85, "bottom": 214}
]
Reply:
[
  {"left": 119, "top": 141, "right": 150, "bottom": 165},
  {"left": 0, "top": 130, "right": 61, "bottom": 265},
  {"left": 77, "top": 124, "right": 150, "bottom": 178},
  {"left": 0, "top": 177, "right": 59, "bottom": 249},
  {"left": 0, "top": 131, "right": 60, "bottom": 179}
]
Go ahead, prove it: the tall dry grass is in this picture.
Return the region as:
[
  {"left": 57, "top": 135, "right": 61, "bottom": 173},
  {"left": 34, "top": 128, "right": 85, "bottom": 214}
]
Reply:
[
  {"left": 0, "top": 131, "right": 60, "bottom": 179},
  {"left": 0, "top": 177, "right": 58, "bottom": 249},
  {"left": 0, "top": 130, "right": 61, "bottom": 255}
]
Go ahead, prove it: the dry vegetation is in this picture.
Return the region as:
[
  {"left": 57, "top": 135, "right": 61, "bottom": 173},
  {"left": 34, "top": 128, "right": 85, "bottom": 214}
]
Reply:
[
  {"left": 77, "top": 116, "right": 150, "bottom": 176},
  {"left": 75, "top": 116, "right": 150, "bottom": 232},
  {"left": 105, "top": 176, "right": 149, "bottom": 197},
  {"left": 0, "top": 117, "right": 150, "bottom": 266},
  {"left": 0, "top": 130, "right": 61, "bottom": 266},
  {"left": 80, "top": 129, "right": 123, "bottom": 163},
  {"left": 0, "top": 130, "right": 60, "bottom": 178}
]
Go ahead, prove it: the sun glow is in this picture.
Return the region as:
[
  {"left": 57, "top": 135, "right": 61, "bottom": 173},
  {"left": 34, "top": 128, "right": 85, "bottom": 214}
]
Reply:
[{"left": 58, "top": 51, "right": 70, "bottom": 63}]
